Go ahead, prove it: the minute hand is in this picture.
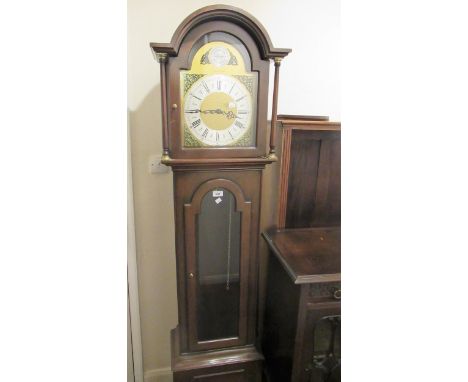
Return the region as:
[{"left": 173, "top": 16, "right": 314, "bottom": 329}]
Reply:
[
  {"left": 200, "top": 108, "right": 224, "bottom": 115},
  {"left": 200, "top": 109, "right": 237, "bottom": 119}
]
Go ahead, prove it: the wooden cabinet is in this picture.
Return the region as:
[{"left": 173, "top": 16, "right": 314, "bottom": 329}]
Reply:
[{"left": 262, "top": 228, "right": 341, "bottom": 382}]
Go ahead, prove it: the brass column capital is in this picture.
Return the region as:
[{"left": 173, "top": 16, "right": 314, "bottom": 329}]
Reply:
[{"left": 155, "top": 52, "right": 168, "bottom": 63}]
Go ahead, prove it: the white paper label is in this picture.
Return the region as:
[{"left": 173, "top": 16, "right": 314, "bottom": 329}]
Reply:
[
  {"left": 215, "top": 197, "right": 222, "bottom": 204},
  {"left": 213, "top": 191, "right": 223, "bottom": 197}
]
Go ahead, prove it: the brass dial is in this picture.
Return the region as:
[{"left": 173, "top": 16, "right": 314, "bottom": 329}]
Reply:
[
  {"left": 180, "top": 41, "right": 257, "bottom": 148},
  {"left": 183, "top": 74, "right": 252, "bottom": 146}
]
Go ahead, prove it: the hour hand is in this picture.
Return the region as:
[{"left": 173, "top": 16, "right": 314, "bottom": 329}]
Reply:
[{"left": 185, "top": 109, "right": 201, "bottom": 113}]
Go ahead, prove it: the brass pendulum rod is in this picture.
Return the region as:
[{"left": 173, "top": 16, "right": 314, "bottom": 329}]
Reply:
[
  {"left": 226, "top": 195, "right": 232, "bottom": 291},
  {"left": 156, "top": 52, "right": 170, "bottom": 161},
  {"left": 269, "top": 57, "right": 282, "bottom": 159}
]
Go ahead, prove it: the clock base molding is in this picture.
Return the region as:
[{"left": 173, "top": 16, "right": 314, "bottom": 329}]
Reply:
[{"left": 170, "top": 327, "right": 263, "bottom": 381}]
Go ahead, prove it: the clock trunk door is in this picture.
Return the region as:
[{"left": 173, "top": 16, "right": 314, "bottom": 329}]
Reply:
[{"left": 184, "top": 180, "right": 251, "bottom": 351}]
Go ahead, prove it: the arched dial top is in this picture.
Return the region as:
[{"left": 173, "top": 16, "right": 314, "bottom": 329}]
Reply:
[{"left": 181, "top": 40, "right": 257, "bottom": 147}]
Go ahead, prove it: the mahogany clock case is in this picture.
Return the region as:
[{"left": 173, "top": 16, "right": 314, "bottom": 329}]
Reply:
[{"left": 151, "top": 5, "right": 291, "bottom": 382}]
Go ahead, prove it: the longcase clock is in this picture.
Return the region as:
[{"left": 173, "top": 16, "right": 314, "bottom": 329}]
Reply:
[{"left": 151, "top": 5, "right": 290, "bottom": 381}]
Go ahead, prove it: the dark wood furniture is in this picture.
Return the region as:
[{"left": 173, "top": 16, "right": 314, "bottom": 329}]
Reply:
[
  {"left": 260, "top": 115, "right": 341, "bottom": 381},
  {"left": 151, "top": 5, "right": 291, "bottom": 381},
  {"left": 262, "top": 227, "right": 341, "bottom": 382},
  {"left": 277, "top": 115, "right": 341, "bottom": 229}
]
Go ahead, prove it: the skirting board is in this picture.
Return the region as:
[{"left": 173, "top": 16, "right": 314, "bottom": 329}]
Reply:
[{"left": 144, "top": 368, "right": 173, "bottom": 382}]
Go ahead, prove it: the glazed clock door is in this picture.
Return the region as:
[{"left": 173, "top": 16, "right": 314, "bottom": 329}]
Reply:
[{"left": 184, "top": 179, "right": 251, "bottom": 351}]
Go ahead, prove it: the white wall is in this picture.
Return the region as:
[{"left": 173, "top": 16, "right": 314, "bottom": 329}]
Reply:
[{"left": 128, "top": 0, "right": 340, "bottom": 380}]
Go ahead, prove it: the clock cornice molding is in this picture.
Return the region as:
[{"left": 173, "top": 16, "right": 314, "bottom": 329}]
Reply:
[{"left": 150, "top": 4, "right": 291, "bottom": 60}]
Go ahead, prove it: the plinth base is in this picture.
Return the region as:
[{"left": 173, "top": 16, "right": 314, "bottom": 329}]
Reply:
[{"left": 171, "top": 327, "right": 263, "bottom": 382}]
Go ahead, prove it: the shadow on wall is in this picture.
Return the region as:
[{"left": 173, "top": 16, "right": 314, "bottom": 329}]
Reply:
[
  {"left": 129, "top": 83, "right": 178, "bottom": 381},
  {"left": 129, "top": 84, "right": 160, "bottom": 155}
]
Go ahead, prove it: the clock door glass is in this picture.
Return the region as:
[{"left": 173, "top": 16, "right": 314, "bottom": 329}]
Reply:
[
  {"left": 181, "top": 33, "right": 258, "bottom": 148},
  {"left": 196, "top": 188, "right": 241, "bottom": 341},
  {"left": 311, "top": 316, "right": 341, "bottom": 379}
]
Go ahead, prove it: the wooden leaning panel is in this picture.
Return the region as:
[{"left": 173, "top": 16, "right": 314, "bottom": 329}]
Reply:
[{"left": 277, "top": 115, "right": 341, "bottom": 229}]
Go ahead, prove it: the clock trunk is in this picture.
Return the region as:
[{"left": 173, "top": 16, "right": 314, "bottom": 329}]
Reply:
[{"left": 173, "top": 169, "right": 262, "bottom": 353}]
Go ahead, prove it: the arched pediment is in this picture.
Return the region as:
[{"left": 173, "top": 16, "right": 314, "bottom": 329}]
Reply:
[{"left": 151, "top": 4, "right": 291, "bottom": 59}]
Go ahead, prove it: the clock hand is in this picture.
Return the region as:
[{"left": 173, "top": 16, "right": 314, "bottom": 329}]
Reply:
[
  {"left": 224, "top": 110, "right": 237, "bottom": 119},
  {"left": 204, "top": 109, "right": 238, "bottom": 118},
  {"left": 200, "top": 108, "right": 224, "bottom": 115},
  {"left": 196, "top": 109, "right": 238, "bottom": 119}
]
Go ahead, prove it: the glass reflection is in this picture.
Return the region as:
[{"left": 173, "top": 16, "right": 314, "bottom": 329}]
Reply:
[{"left": 196, "top": 188, "right": 241, "bottom": 341}]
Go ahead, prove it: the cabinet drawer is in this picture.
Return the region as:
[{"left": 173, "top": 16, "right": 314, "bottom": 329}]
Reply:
[{"left": 308, "top": 282, "right": 341, "bottom": 301}]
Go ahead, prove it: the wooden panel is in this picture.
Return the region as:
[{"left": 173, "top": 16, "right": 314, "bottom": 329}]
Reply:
[
  {"left": 311, "top": 135, "right": 341, "bottom": 226},
  {"left": 278, "top": 125, "right": 340, "bottom": 229},
  {"left": 285, "top": 130, "right": 321, "bottom": 228},
  {"left": 277, "top": 127, "right": 292, "bottom": 228}
]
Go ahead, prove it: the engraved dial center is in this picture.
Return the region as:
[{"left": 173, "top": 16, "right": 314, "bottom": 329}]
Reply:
[{"left": 200, "top": 92, "right": 237, "bottom": 130}]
